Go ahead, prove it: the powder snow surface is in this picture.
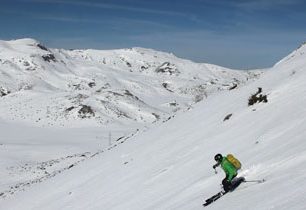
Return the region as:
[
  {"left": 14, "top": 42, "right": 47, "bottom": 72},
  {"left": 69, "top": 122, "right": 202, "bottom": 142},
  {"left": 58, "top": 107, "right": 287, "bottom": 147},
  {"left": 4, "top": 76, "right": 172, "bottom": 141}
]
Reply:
[{"left": 0, "top": 40, "right": 306, "bottom": 210}]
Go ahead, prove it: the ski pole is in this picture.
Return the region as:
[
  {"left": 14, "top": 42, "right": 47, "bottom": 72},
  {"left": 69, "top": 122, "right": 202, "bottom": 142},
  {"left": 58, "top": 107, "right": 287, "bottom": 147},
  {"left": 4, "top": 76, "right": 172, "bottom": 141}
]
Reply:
[
  {"left": 213, "top": 164, "right": 219, "bottom": 174},
  {"left": 243, "top": 179, "right": 265, "bottom": 183}
]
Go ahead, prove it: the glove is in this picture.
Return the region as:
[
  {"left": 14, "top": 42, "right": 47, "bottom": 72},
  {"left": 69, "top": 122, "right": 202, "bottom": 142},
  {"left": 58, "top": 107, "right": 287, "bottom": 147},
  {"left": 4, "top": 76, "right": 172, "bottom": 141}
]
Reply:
[
  {"left": 213, "top": 165, "right": 218, "bottom": 174},
  {"left": 213, "top": 163, "right": 219, "bottom": 169}
]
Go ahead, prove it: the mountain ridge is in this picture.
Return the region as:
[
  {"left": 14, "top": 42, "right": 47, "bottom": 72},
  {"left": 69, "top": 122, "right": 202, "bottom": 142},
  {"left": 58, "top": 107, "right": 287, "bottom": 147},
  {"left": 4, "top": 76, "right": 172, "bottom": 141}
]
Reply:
[{"left": 0, "top": 38, "right": 260, "bottom": 128}]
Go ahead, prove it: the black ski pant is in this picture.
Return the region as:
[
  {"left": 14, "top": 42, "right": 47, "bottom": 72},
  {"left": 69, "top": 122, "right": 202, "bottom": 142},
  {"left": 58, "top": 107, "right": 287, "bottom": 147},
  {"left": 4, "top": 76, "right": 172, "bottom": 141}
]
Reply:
[{"left": 222, "top": 174, "right": 237, "bottom": 192}]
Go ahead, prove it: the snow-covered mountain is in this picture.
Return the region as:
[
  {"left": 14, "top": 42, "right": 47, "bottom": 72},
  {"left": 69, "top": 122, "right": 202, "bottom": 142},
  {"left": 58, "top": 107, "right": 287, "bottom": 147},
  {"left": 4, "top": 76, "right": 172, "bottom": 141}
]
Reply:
[
  {"left": 1, "top": 39, "right": 306, "bottom": 210},
  {"left": 0, "top": 38, "right": 259, "bottom": 127}
]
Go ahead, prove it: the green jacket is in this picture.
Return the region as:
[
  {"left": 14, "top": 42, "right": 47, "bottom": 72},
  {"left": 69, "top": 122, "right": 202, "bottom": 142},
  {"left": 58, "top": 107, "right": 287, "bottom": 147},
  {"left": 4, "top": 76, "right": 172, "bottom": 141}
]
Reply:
[{"left": 221, "top": 157, "right": 237, "bottom": 181}]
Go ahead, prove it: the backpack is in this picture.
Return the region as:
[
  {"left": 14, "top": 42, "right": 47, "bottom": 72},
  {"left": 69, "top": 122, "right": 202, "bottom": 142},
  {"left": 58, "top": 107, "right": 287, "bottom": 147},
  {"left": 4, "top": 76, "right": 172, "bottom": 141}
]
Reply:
[{"left": 227, "top": 154, "right": 241, "bottom": 170}]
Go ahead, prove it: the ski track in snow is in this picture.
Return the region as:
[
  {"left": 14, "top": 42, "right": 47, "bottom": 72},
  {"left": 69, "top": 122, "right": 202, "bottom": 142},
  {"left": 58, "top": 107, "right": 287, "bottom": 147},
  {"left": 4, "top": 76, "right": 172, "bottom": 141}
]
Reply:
[
  {"left": 0, "top": 152, "right": 91, "bottom": 198},
  {"left": 0, "top": 128, "right": 141, "bottom": 199}
]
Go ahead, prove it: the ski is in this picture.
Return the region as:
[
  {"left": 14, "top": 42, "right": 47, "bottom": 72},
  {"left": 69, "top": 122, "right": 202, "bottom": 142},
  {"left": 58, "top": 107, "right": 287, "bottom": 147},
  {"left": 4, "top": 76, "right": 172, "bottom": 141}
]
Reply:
[
  {"left": 202, "top": 177, "right": 245, "bottom": 207},
  {"left": 203, "top": 191, "right": 226, "bottom": 207},
  {"left": 203, "top": 177, "right": 266, "bottom": 206}
]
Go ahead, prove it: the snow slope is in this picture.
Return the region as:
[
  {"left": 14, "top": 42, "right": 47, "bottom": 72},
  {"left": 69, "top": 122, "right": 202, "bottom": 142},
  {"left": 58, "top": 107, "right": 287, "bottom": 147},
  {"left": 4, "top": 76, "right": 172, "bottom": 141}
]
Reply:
[
  {"left": 1, "top": 41, "right": 306, "bottom": 210},
  {"left": 0, "top": 38, "right": 260, "bottom": 201},
  {"left": 0, "top": 38, "right": 259, "bottom": 128}
]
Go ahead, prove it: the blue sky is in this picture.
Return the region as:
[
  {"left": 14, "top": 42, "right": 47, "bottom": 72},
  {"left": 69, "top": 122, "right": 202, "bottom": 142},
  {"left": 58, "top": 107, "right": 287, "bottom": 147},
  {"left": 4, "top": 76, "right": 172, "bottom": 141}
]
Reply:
[{"left": 0, "top": 0, "right": 305, "bottom": 69}]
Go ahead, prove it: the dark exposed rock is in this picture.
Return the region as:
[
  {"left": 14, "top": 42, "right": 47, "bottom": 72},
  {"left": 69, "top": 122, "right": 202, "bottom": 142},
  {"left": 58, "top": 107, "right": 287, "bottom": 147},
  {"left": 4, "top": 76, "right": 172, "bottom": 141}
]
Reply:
[
  {"left": 124, "top": 90, "right": 140, "bottom": 100},
  {"left": 141, "top": 65, "right": 148, "bottom": 71},
  {"left": 78, "top": 105, "right": 95, "bottom": 118},
  {"left": 42, "top": 54, "right": 56, "bottom": 62},
  {"left": 162, "top": 83, "right": 168, "bottom": 88},
  {"left": 68, "top": 164, "right": 74, "bottom": 169},
  {"left": 229, "top": 84, "right": 238, "bottom": 90},
  {"left": 162, "top": 83, "right": 174, "bottom": 92},
  {"left": 37, "top": 44, "right": 49, "bottom": 51},
  {"left": 88, "top": 82, "right": 96, "bottom": 88},
  {"left": 223, "top": 113, "right": 233, "bottom": 121},
  {"left": 126, "top": 61, "right": 132, "bottom": 67},
  {"left": 124, "top": 90, "right": 134, "bottom": 97},
  {"left": 116, "top": 136, "right": 125, "bottom": 142},
  {"left": 152, "top": 113, "right": 160, "bottom": 120},
  {"left": 108, "top": 91, "right": 124, "bottom": 97},
  {"left": 0, "top": 87, "right": 10, "bottom": 97},
  {"left": 65, "top": 106, "right": 75, "bottom": 112},
  {"left": 155, "top": 62, "right": 180, "bottom": 75},
  {"left": 23, "top": 61, "right": 30, "bottom": 67},
  {"left": 248, "top": 87, "right": 268, "bottom": 106},
  {"left": 169, "top": 102, "right": 178, "bottom": 106},
  {"left": 119, "top": 57, "right": 132, "bottom": 68},
  {"left": 72, "top": 84, "right": 81, "bottom": 90}
]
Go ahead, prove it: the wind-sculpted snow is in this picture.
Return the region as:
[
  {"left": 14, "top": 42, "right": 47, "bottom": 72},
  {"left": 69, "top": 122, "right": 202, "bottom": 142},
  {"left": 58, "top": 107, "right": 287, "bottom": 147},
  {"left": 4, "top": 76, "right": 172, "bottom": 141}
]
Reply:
[{"left": 0, "top": 38, "right": 260, "bottom": 127}]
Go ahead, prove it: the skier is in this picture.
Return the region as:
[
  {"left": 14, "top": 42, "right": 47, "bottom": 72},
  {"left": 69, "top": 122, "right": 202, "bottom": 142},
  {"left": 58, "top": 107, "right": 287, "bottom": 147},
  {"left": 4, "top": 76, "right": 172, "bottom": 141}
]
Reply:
[
  {"left": 213, "top": 153, "right": 243, "bottom": 192},
  {"left": 203, "top": 154, "right": 264, "bottom": 206}
]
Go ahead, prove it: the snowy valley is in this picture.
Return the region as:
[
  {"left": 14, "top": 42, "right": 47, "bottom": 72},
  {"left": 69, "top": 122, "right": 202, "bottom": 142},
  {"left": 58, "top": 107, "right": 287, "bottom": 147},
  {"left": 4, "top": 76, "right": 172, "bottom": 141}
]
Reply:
[{"left": 1, "top": 38, "right": 306, "bottom": 210}]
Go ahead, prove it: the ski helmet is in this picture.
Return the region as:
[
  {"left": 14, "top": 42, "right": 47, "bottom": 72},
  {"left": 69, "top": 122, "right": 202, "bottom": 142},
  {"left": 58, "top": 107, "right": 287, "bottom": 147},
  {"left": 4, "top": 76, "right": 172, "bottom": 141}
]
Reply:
[{"left": 214, "top": 154, "right": 223, "bottom": 162}]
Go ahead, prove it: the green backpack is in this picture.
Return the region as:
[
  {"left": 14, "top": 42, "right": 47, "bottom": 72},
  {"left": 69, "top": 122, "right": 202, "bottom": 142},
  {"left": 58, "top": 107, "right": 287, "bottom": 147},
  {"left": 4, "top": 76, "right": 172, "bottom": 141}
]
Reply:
[{"left": 227, "top": 154, "right": 241, "bottom": 170}]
